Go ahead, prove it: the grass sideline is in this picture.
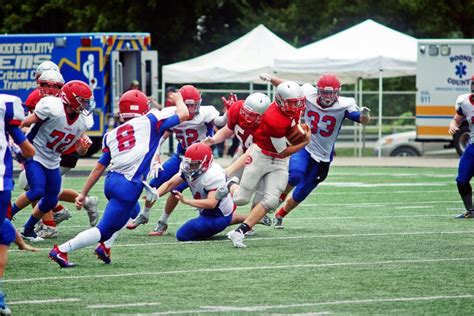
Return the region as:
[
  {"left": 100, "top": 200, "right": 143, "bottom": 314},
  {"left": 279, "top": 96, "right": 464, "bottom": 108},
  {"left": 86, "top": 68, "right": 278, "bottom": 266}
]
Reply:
[{"left": 6, "top": 166, "right": 474, "bottom": 315}]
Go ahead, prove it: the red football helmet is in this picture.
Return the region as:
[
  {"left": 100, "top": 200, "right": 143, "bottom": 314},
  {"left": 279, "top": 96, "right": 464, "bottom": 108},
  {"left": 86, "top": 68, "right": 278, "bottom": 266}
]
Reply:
[
  {"left": 275, "top": 81, "right": 306, "bottom": 118},
  {"left": 179, "top": 85, "right": 201, "bottom": 119},
  {"left": 61, "top": 80, "right": 94, "bottom": 115},
  {"left": 316, "top": 74, "right": 341, "bottom": 107},
  {"left": 118, "top": 90, "right": 150, "bottom": 121},
  {"left": 180, "top": 143, "right": 213, "bottom": 181},
  {"left": 38, "top": 70, "right": 64, "bottom": 97}
]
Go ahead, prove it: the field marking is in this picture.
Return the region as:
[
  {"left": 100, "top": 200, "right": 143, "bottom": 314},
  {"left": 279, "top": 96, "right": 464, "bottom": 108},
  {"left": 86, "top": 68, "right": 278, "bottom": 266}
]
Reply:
[
  {"left": 5, "top": 256, "right": 474, "bottom": 284},
  {"left": 121, "top": 294, "right": 473, "bottom": 315},
  {"left": 394, "top": 205, "right": 434, "bottom": 209},
  {"left": 300, "top": 200, "right": 458, "bottom": 207},
  {"left": 9, "top": 229, "right": 474, "bottom": 253},
  {"left": 9, "top": 298, "right": 80, "bottom": 305},
  {"left": 312, "top": 189, "right": 454, "bottom": 196},
  {"left": 87, "top": 302, "right": 160, "bottom": 309},
  {"left": 320, "top": 182, "right": 448, "bottom": 188}
]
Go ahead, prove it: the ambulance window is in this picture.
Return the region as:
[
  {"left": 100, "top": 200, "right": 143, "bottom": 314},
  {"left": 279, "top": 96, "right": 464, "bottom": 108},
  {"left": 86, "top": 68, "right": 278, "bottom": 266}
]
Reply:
[
  {"left": 145, "top": 60, "right": 152, "bottom": 96},
  {"left": 440, "top": 45, "right": 450, "bottom": 56},
  {"left": 428, "top": 45, "right": 439, "bottom": 56}
]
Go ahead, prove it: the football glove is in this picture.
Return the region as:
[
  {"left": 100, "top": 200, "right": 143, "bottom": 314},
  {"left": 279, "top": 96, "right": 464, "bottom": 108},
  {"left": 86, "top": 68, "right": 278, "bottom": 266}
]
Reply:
[
  {"left": 148, "top": 160, "right": 164, "bottom": 179},
  {"left": 259, "top": 72, "right": 272, "bottom": 82},
  {"left": 360, "top": 107, "right": 371, "bottom": 115},
  {"left": 221, "top": 93, "right": 238, "bottom": 111}
]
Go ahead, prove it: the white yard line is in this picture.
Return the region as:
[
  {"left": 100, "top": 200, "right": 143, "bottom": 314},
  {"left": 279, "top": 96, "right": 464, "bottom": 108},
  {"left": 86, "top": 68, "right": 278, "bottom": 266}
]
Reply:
[
  {"left": 87, "top": 302, "right": 160, "bottom": 309},
  {"left": 125, "top": 294, "right": 474, "bottom": 315},
  {"left": 9, "top": 298, "right": 80, "bottom": 305},
  {"left": 5, "top": 257, "right": 474, "bottom": 284},
  {"left": 9, "top": 229, "right": 474, "bottom": 253}
]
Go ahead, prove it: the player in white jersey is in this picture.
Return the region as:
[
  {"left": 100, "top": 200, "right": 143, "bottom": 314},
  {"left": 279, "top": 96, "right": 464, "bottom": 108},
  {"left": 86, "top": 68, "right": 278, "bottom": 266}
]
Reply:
[
  {"left": 451, "top": 77, "right": 474, "bottom": 218},
  {"left": 127, "top": 85, "right": 220, "bottom": 236},
  {"left": 49, "top": 89, "right": 189, "bottom": 267},
  {"left": 260, "top": 73, "right": 370, "bottom": 228},
  {"left": 13, "top": 80, "right": 94, "bottom": 241},
  {"left": 0, "top": 94, "right": 36, "bottom": 314},
  {"left": 150, "top": 143, "right": 248, "bottom": 241}
]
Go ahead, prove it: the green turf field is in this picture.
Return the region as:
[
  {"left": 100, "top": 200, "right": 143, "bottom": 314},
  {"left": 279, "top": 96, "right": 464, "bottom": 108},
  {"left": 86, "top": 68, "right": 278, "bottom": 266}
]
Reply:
[{"left": 5, "top": 166, "right": 474, "bottom": 315}]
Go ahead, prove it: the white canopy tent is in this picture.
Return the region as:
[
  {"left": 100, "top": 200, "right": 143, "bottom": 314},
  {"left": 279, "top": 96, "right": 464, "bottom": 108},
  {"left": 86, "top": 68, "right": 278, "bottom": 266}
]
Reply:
[
  {"left": 273, "top": 19, "right": 417, "bottom": 157},
  {"left": 161, "top": 24, "right": 296, "bottom": 98}
]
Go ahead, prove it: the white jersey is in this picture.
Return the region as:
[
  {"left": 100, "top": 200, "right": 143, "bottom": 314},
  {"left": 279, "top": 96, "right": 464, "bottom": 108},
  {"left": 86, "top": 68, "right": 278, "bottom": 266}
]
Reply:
[
  {"left": 455, "top": 93, "right": 474, "bottom": 144},
  {"left": 171, "top": 106, "right": 219, "bottom": 154},
  {"left": 0, "top": 94, "right": 25, "bottom": 190},
  {"left": 185, "top": 162, "right": 234, "bottom": 216},
  {"left": 28, "top": 96, "right": 89, "bottom": 169},
  {"left": 104, "top": 108, "right": 178, "bottom": 181},
  {"left": 301, "top": 84, "right": 360, "bottom": 162}
]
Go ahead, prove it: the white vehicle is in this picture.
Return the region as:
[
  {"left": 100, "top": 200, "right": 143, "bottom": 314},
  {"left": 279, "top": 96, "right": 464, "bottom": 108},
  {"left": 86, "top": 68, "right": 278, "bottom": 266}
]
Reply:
[{"left": 416, "top": 39, "right": 473, "bottom": 155}]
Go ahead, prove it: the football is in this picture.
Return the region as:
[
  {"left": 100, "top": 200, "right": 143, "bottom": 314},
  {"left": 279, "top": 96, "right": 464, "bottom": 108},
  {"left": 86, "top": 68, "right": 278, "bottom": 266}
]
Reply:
[{"left": 287, "top": 123, "right": 308, "bottom": 145}]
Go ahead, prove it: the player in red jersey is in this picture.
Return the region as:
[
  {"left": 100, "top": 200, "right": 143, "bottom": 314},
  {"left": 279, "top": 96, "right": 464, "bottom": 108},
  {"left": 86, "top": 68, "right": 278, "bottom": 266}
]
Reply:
[{"left": 219, "top": 81, "right": 310, "bottom": 247}]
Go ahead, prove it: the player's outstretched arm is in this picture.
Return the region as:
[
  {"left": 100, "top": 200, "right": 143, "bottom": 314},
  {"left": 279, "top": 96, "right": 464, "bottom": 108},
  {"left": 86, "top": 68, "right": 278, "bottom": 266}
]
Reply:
[
  {"left": 449, "top": 113, "right": 465, "bottom": 135},
  {"left": 20, "top": 113, "right": 41, "bottom": 128},
  {"left": 359, "top": 107, "right": 371, "bottom": 125},
  {"left": 76, "top": 162, "right": 107, "bottom": 209},
  {"left": 174, "top": 190, "right": 219, "bottom": 209},
  {"left": 224, "top": 149, "right": 250, "bottom": 177},
  {"left": 157, "top": 173, "right": 185, "bottom": 198},
  {"left": 169, "top": 92, "right": 189, "bottom": 122},
  {"left": 204, "top": 125, "right": 234, "bottom": 146},
  {"left": 260, "top": 72, "right": 284, "bottom": 87}
]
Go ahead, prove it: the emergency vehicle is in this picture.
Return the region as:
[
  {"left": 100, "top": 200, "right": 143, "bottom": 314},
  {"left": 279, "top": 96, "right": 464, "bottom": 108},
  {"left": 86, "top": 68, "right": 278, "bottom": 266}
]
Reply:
[
  {"left": 416, "top": 39, "right": 473, "bottom": 155},
  {"left": 0, "top": 32, "right": 158, "bottom": 154}
]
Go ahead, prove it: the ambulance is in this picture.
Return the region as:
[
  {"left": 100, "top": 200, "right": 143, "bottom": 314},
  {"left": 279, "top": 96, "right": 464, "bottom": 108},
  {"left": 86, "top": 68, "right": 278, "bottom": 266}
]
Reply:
[
  {"left": 416, "top": 39, "right": 473, "bottom": 155},
  {"left": 0, "top": 33, "right": 159, "bottom": 154}
]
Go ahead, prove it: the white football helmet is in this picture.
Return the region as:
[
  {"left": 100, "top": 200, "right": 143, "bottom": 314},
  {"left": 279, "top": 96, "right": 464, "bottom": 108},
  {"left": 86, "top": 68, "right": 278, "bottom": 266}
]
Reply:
[
  {"left": 34, "top": 61, "right": 60, "bottom": 81},
  {"left": 38, "top": 70, "right": 65, "bottom": 97},
  {"left": 275, "top": 81, "right": 306, "bottom": 117},
  {"left": 239, "top": 93, "right": 271, "bottom": 128}
]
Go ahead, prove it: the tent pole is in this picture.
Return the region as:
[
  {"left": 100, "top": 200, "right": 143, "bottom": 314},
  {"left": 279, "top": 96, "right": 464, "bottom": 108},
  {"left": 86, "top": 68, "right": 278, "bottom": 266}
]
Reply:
[
  {"left": 161, "top": 79, "right": 166, "bottom": 108},
  {"left": 250, "top": 82, "right": 254, "bottom": 93},
  {"left": 359, "top": 78, "right": 365, "bottom": 156},
  {"left": 353, "top": 80, "right": 358, "bottom": 157},
  {"left": 377, "top": 70, "right": 383, "bottom": 158}
]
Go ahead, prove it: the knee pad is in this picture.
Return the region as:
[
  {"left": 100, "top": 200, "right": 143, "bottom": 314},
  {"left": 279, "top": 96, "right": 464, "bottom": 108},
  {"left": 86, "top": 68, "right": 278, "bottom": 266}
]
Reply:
[
  {"left": 261, "top": 194, "right": 280, "bottom": 211},
  {"left": 38, "top": 197, "right": 58, "bottom": 213},
  {"left": 288, "top": 170, "right": 304, "bottom": 187},
  {"left": 457, "top": 182, "right": 472, "bottom": 196}
]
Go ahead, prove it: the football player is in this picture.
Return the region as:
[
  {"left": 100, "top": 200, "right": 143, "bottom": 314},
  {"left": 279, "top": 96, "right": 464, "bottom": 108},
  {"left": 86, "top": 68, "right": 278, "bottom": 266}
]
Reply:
[
  {"left": 148, "top": 143, "right": 249, "bottom": 241},
  {"left": 260, "top": 73, "right": 371, "bottom": 228},
  {"left": 451, "top": 76, "right": 474, "bottom": 218},
  {"left": 13, "top": 80, "right": 94, "bottom": 242},
  {"left": 223, "top": 81, "right": 311, "bottom": 248},
  {"left": 48, "top": 90, "right": 189, "bottom": 267},
  {"left": 127, "top": 85, "right": 221, "bottom": 236},
  {"left": 0, "top": 94, "right": 36, "bottom": 314},
  {"left": 18, "top": 68, "right": 98, "bottom": 238}
]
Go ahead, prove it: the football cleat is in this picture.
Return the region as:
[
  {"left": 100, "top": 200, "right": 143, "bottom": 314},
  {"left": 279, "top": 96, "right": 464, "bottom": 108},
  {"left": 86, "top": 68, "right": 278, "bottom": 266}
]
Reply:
[
  {"left": 0, "top": 294, "right": 11, "bottom": 316},
  {"left": 455, "top": 210, "right": 474, "bottom": 219},
  {"left": 83, "top": 196, "right": 99, "bottom": 226},
  {"left": 53, "top": 207, "right": 72, "bottom": 225},
  {"left": 36, "top": 223, "right": 58, "bottom": 239},
  {"left": 215, "top": 176, "right": 239, "bottom": 200},
  {"left": 245, "top": 228, "right": 256, "bottom": 236},
  {"left": 259, "top": 215, "right": 272, "bottom": 226},
  {"left": 273, "top": 217, "right": 284, "bottom": 229},
  {"left": 148, "top": 221, "right": 168, "bottom": 236},
  {"left": 226, "top": 229, "right": 247, "bottom": 248},
  {"left": 126, "top": 214, "right": 149, "bottom": 230},
  {"left": 21, "top": 229, "right": 44, "bottom": 242},
  {"left": 48, "top": 245, "right": 76, "bottom": 268},
  {"left": 94, "top": 243, "right": 111, "bottom": 264},
  {"left": 142, "top": 181, "right": 159, "bottom": 202}
]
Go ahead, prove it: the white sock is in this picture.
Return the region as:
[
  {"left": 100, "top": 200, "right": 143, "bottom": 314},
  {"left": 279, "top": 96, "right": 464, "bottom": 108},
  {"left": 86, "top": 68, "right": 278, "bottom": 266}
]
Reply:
[
  {"left": 141, "top": 207, "right": 151, "bottom": 218},
  {"left": 159, "top": 212, "right": 170, "bottom": 224},
  {"left": 59, "top": 227, "right": 101, "bottom": 253}
]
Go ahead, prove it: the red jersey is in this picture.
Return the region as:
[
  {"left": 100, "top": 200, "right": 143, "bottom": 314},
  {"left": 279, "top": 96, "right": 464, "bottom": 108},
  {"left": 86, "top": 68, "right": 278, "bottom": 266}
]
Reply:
[
  {"left": 227, "top": 100, "right": 259, "bottom": 151},
  {"left": 25, "top": 88, "right": 42, "bottom": 112},
  {"left": 253, "top": 102, "right": 294, "bottom": 153}
]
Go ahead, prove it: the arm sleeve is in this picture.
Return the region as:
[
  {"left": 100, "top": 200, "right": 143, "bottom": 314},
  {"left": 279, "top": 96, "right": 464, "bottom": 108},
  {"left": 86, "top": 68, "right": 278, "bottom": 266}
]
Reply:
[
  {"left": 157, "top": 114, "right": 180, "bottom": 134},
  {"left": 205, "top": 106, "right": 220, "bottom": 123},
  {"left": 98, "top": 151, "right": 111, "bottom": 167},
  {"left": 345, "top": 110, "right": 361, "bottom": 122},
  {"left": 213, "top": 112, "right": 228, "bottom": 128},
  {"left": 7, "top": 126, "right": 26, "bottom": 145}
]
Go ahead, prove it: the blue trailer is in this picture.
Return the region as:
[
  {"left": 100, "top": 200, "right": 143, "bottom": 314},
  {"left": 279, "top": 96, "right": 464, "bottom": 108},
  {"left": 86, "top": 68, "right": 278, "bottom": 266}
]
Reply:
[{"left": 0, "top": 32, "right": 159, "bottom": 153}]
